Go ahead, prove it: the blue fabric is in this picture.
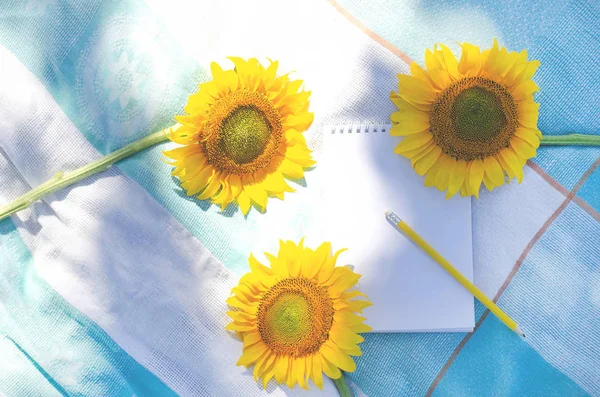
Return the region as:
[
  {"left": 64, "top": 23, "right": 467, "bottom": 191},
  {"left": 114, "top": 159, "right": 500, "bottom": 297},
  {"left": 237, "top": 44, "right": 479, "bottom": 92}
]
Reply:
[
  {"left": 0, "top": 219, "right": 177, "bottom": 396},
  {"left": 432, "top": 313, "right": 588, "bottom": 397},
  {"left": 1, "top": 0, "right": 600, "bottom": 395},
  {"left": 493, "top": 202, "right": 600, "bottom": 395},
  {"left": 578, "top": 167, "right": 600, "bottom": 213}
]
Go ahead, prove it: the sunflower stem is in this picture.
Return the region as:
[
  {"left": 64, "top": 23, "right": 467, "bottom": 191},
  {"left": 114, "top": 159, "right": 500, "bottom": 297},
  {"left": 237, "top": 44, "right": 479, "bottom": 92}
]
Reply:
[
  {"left": 0, "top": 127, "right": 174, "bottom": 222},
  {"left": 333, "top": 373, "right": 354, "bottom": 397},
  {"left": 540, "top": 134, "right": 600, "bottom": 146}
]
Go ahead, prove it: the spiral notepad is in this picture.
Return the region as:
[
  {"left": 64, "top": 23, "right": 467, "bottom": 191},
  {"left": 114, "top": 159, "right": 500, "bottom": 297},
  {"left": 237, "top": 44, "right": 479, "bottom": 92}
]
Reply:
[{"left": 311, "top": 124, "right": 474, "bottom": 332}]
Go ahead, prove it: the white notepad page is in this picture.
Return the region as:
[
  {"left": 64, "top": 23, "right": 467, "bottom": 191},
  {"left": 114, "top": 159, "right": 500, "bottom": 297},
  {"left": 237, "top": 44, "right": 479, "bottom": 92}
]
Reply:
[{"left": 313, "top": 124, "right": 474, "bottom": 332}]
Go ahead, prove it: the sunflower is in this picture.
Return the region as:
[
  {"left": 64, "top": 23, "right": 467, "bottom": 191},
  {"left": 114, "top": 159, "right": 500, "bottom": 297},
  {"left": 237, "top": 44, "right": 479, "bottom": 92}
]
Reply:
[
  {"left": 164, "top": 58, "right": 315, "bottom": 214},
  {"left": 226, "top": 239, "right": 372, "bottom": 390},
  {"left": 390, "top": 40, "right": 541, "bottom": 198}
]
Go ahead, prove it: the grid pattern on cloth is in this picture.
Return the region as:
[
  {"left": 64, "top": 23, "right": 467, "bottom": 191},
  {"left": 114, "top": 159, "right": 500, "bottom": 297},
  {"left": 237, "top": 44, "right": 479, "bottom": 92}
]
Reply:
[{"left": 1, "top": 0, "right": 600, "bottom": 396}]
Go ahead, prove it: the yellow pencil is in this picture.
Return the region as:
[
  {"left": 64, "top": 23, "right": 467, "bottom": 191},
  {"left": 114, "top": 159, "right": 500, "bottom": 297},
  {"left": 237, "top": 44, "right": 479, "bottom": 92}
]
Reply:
[{"left": 385, "top": 210, "right": 524, "bottom": 337}]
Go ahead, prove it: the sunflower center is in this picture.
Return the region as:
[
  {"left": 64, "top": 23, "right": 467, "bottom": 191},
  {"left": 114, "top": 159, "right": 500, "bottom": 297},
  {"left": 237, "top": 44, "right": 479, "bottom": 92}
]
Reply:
[
  {"left": 430, "top": 77, "right": 518, "bottom": 161},
  {"left": 205, "top": 90, "right": 283, "bottom": 175},
  {"left": 219, "top": 105, "right": 272, "bottom": 164},
  {"left": 257, "top": 277, "right": 334, "bottom": 357},
  {"left": 452, "top": 87, "right": 506, "bottom": 142}
]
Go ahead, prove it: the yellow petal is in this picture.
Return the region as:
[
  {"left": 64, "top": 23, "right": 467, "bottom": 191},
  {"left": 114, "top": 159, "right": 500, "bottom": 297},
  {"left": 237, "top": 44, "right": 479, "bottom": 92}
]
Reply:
[
  {"left": 398, "top": 74, "right": 437, "bottom": 104},
  {"left": 274, "top": 355, "right": 290, "bottom": 384},
  {"left": 343, "top": 345, "right": 363, "bottom": 357},
  {"left": 435, "top": 155, "right": 456, "bottom": 191},
  {"left": 236, "top": 341, "right": 267, "bottom": 367},
  {"left": 414, "top": 146, "right": 442, "bottom": 176},
  {"left": 350, "top": 323, "right": 372, "bottom": 334},
  {"left": 283, "top": 112, "right": 314, "bottom": 132},
  {"left": 425, "top": 48, "right": 442, "bottom": 73},
  {"left": 227, "top": 310, "right": 256, "bottom": 323},
  {"left": 294, "top": 358, "right": 308, "bottom": 390},
  {"left": 458, "top": 43, "right": 482, "bottom": 76},
  {"left": 484, "top": 156, "right": 505, "bottom": 188},
  {"left": 286, "top": 147, "right": 316, "bottom": 168},
  {"left": 437, "top": 44, "right": 460, "bottom": 80},
  {"left": 496, "top": 153, "right": 516, "bottom": 182},
  {"left": 499, "top": 148, "right": 524, "bottom": 183},
  {"left": 346, "top": 299, "right": 373, "bottom": 313},
  {"left": 183, "top": 90, "right": 214, "bottom": 115},
  {"left": 245, "top": 185, "right": 268, "bottom": 209},
  {"left": 393, "top": 132, "right": 434, "bottom": 154},
  {"left": 225, "top": 322, "right": 255, "bottom": 332},
  {"left": 237, "top": 191, "right": 252, "bottom": 215},
  {"left": 317, "top": 247, "right": 345, "bottom": 284},
  {"left": 481, "top": 39, "right": 513, "bottom": 79},
  {"left": 248, "top": 253, "right": 272, "bottom": 277},
  {"left": 467, "top": 158, "right": 485, "bottom": 198},
  {"left": 243, "top": 331, "right": 263, "bottom": 349},
  {"left": 446, "top": 159, "right": 467, "bottom": 199},
  {"left": 410, "top": 62, "right": 434, "bottom": 86},
  {"left": 390, "top": 111, "right": 430, "bottom": 134},
  {"left": 329, "top": 272, "right": 361, "bottom": 298},
  {"left": 263, "top": 171, "right": 295, "bottom": 194},
  {"left": 482, "top": 173, "right": 495, "bottom": 191},
  {"left": 184, "top": 166, "right": 215, "bottom": 196},
  {"left": 213, "top": 182, "right": 233, "bottom": 209},
  {"left": 334, "top": 311, "right": 366, "bottom": 326},
  {"left": 518, "top": 101, "right": 540, "bottom": 129},
  {"left": 390, "top": 91, "right": 432, "bottom": 112},
  {"left": 510, "top": 136, "right": 537, "bottom": 159},
  {"left": 428, "top": 68, "right": 451, "bottom": 90},
  {"left": 320, "top": 355, "right": 341, "bottom": 379},
  {"left": 514, "top": 127, "right": 540, "bottom": 148},
  {"left": 390, "top": 119, "right": 429, "bottom": 136},
  {"left": 512, "top": 80, "right": 539, "bottom": 102},
  {"left": 254, "top": 351, "right": 274, "bottom": 382},
  {"left": 279, "top": 158, "right": 305, "bottom": 179},
  {"left": 460, "top": 183, "right": 470, "bottom": 197},
  {"left": 198, "top": 176, "right": 221, "bottom": 200},
  {"left": 300, "top": 248, "right": 319, "bottom": 279},
  {"left": 522, "top": 59, "right": 540, "bottom": 81},
  {"left": 312, "top": 353, "right": 324, "bottom": 389},
  {"left": 424, "top": 160, "right": 443, "bottom": 187},
  {"left": 262, "top": 364, "right": 276, "bottom": 389},
  {"left": 403, "top": 141, "right": 435, "bottom": 161},
  {"left": 330, "top": 324, "right": 364, "bottom": 350},
  {"left": 286, "top": 358, "right": 299, "bottom": 389},
  {"left": 226, "top": 296, "right": 258, "bottom": 313},
  {"left": 320, "top": 341, "right": 356, "bottom": 372}
]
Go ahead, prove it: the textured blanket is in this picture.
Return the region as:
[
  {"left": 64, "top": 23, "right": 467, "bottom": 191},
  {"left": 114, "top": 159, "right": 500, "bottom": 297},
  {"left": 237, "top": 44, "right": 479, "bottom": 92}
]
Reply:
[{"left": 0, "top": 0, "right": 598, "bottom": 396}]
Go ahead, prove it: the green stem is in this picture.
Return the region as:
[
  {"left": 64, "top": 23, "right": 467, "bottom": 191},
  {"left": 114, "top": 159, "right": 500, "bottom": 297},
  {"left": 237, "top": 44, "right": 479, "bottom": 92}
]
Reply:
[
  {"left": 0, "top": 128, "right": 172, "bottom": 222},
  {"left": 333, "top": 373, "right": 354, "bottom": 397},
  {"left": 540, "top": 134, "right": 600, "bottom": 146}
]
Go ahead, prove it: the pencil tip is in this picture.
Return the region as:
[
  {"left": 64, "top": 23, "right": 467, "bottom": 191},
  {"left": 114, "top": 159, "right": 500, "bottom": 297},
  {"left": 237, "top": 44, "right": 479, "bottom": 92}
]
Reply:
[{"left": 514, "top": 325, "right": 525, "bottom": 338}]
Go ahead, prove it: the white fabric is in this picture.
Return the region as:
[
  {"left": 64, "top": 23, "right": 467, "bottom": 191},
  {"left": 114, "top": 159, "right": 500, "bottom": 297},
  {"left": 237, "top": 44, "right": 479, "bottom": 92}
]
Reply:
[
  {"left": 0, "top": 46, "right": 338, "bottom": 396},
  {"left": 472, "top": 167, "right": 565, "bottom": 298}
]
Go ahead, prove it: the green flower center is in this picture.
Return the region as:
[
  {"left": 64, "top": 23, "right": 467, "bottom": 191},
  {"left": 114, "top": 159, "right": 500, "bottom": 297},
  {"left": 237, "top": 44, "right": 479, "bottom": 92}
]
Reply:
[
  {"left": 219, "top": 105, "right": 272, "bottom": 164},
  {"left": 205, "top": 90, "right": 283, "bottom": 175},
  {"left": 266, "top": 293, "right": 311, "bottom": 345},
  {"left": 257, "top": 277, "right": 334, "bottom": 357},
  {"left": 452, "top": 86, "right": 507, "bottom": 142},
  {"left": 430, "top": 77, "right": 518, "bottom": 161}
]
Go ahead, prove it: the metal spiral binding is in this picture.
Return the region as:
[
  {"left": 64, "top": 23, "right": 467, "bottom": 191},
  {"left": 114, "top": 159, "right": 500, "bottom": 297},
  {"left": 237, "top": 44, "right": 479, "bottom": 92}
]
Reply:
[{"left": 327, "top": 123, "right": 393, "bottom": 135}]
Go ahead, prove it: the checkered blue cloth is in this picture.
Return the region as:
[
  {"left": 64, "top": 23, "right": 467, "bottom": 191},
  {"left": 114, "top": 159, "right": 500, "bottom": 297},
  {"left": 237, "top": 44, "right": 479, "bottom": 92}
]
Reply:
[{"left": 0, "top": 0, "right": 598, "bottom": 396}]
